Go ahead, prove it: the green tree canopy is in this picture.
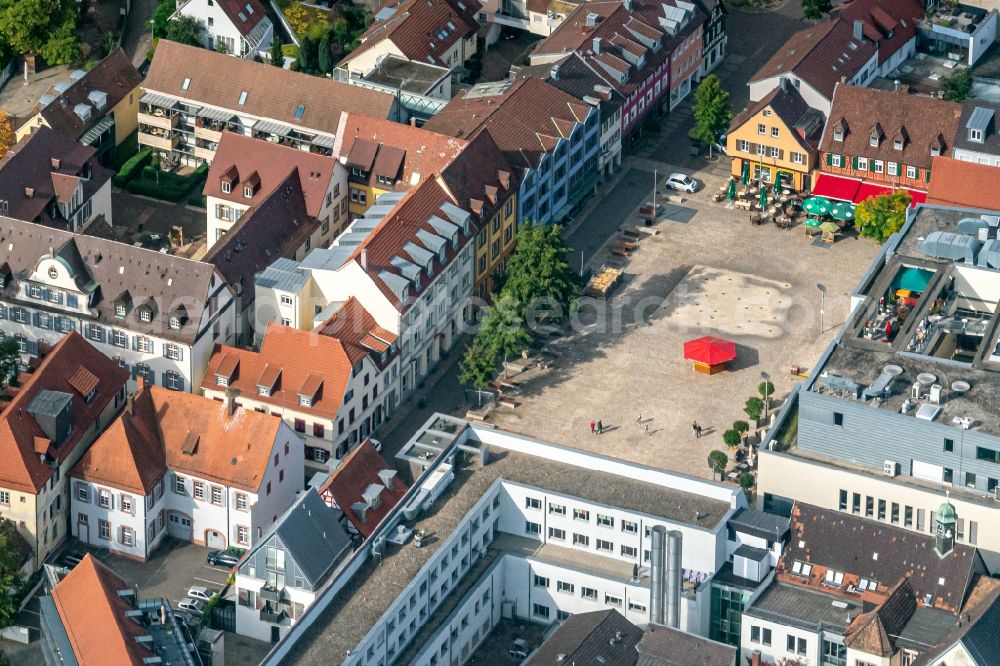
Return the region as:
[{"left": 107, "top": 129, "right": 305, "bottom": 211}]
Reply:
[
  {"left": 707, "top": 450, "right": 728, "bottom": 481},
  {"left": 0, "top": 520, "right": 25, "bottom": 628},
  {"left": 317, "top": 34, "right": 331, "bottom": 73},
  {"left": 298, "top": 35, "right": 316, "bottom": 73},
  {"left": 856, "top": 190, "right": 911, "bottom": 244},
  {"left": 738, "top": 472, "right": 755, "bottom": 492},
  {"left": 0, "top": 338, "right": 18, "bottom": 388},
  {"left": 942, "top": 68, "right": 972, "bottom": 102},
  {"left": 269, "top": 33, "right": 285, "bottom": 68},
  {"left": 502, "top": 222, "right": 580, "bottom": 325},
  {"left": 691, "top": 75, "right": 731, "bottom": 158},
  {"left": 0, "top": 0, "right": 80, "bottom": 64},
  {"left": 802, "top": 0, "right": 831, "bottom": 19},
  {"left": 478, "top": 293, "right": 531, "bottom": 377},
  {"left": 459, "top": 337, "right": 496, "bottom": 405},
  {"left": 744, "top": 396, "right": 763, "bottom": 421},
  {"left": 166, "top": 15, "right": 205, "bottom": 48},
  {"left": 758, "top": 380, "right": 774, "bottom": 400},
  {"left": 150, "top": 0, "right": 176, "bottom": 36}
]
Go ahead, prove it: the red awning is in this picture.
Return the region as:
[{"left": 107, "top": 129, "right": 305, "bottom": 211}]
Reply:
[
  {"left": 905, "top": 189, "right": 927, "bottom": 206},
  {"left": 854, "top": 181, "right": 894, "bottom": 203},
  {"left": 683, "top": 336, "right": 736, "bottom": 366},
  {"left": 812, "top": 174, "right": 861, "bottom": 202}
]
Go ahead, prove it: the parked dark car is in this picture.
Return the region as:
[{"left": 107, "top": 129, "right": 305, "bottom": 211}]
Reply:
[{"left": 207, "top": 550, "right": 240, "bottom": 568}]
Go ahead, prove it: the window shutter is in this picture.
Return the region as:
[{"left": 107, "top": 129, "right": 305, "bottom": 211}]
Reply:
[
  {"left": 778, "top": 149, "right": 784, "bottom": 160},
  {"left": 0, "top": 305, "right": 6, "bottom": 320},
  {"left": 925, "top": 169, "right": 931, "bottom": 183},
  {"left": 31, "top": 312, "right": 39, "bottom": 327},
  {"left": 825, "top": 153, "right": 832, "bottom": 166},
  {"left": 161, "top": 371, "right": 168, "bottom": 387},
  {"left": 28, "top": 339, "right": 38, "bottom": 356},
  {"left": 131, "top": 365, "right": 139, "bottom": 381},
  {"left": 852, "top": 156, "right": 858, "bottom": 169}
]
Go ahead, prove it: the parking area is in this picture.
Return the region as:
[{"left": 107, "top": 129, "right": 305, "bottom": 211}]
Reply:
[
  {"left": 84, "top": 537, "right": 232, "bottom": 609},
  {"left": 486, "top": 156, "right": 881, "bottom": 479}
]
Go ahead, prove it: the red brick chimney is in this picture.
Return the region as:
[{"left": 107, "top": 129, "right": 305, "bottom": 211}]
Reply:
[{"left": 751, "top": 650, "right": 762, "bottom": 666}]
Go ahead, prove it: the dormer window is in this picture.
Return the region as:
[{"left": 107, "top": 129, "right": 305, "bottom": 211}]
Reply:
[
  {"left": 258, "top": 386, "right": 271, "bottom": 397},
  {"left": 869, "top": 135, "right": 879, "bottom": 147},
  {"left": 931, "top": 147, "right": 941, "bottom": 156},
  {"left": 833, "top": 130, "right": 843, "bottom": 141},
  {"left": 244, "top": 185, "right": 253, "bottom": 199},
  {"left": 115, "top": 303, "right": 126, "bottom": 318},
  {"left": 169, "top": 315, "right": 181, "bottom": 330},
  {"left": 139, "top": 307, "right": 152, "bottom": 323},
  {"left": 299, "top": 395, "right": 312, "bottom": 407},
  {"left": 970, "top": 129, "right": 984, "bottom": 143},
  {"left": 790, "top": 560, "right": 812, "bottom": 577},
  {"left": 216, "top": 374, "right": 229, "bottom": 387},
  {"left": 222, "top": 181, "right": 231, "bottom": 194},
  {"left": 894, "top": 139, "right": 904, "bottom": 150},
  {"left": 824, "top": 569, "right": 845, "bottom": 586}
]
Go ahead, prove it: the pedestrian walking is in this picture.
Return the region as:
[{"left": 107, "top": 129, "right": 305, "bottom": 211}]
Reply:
[
  {"left": 644, "top": 424, "right": 649, "bottom": 433},
  {"left": 590, "top": 419, "right": 596, "bottom": 435},
  {"left": 692, "top": 421, "right": 699, "bottom": 437},
  {"left": 696, "top": 424, "right": 703, "bottom": 438},
  {"left": 636, "top": 412, "right": 642, "bottom": 423},
  {"left": 597, "top": 420, "right": 603, "bottom": 434}
]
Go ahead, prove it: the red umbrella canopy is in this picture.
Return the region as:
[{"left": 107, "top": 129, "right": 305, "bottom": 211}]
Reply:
[{"left": 683, "top": 336, "right": 736, "bottom": 366}]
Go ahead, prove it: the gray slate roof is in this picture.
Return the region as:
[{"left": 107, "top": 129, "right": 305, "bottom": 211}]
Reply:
[
  {"left": 745, "top": 582, "right": 861, "bottom": 633},
  {"left": 0, "top": 216, "right": 219, "bottom": 345},
  {"left": 267, "top": 490, "right": 351, "bottom": 588},
  {"left": 953, "top": 99, "right": 1000, "bottom": 157},
  {"left": 727, "top": 507, "right": 789, "bottom": 542},
  {"left": 527, "top": 609, "right": 641, "bottom": 665},
  {"left": 636, "top": 622, "right": 737, "bottom": 666},
  {"left": 959, "top": 593, "right": 1000, "bottom": 665}
]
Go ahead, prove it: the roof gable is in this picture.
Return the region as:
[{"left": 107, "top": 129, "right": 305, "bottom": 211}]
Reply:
[{"left": 319, "top": 440, "right": 409, "bottom": 536}]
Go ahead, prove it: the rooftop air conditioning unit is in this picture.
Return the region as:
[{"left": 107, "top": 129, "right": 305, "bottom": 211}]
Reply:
[{"left": 883, "top": 460, "right": 898, "bottom": 477}]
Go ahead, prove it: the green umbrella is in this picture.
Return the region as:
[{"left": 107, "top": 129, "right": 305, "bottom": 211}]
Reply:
[
  {"left": 741, "top": 161, "right": 750, "bottom": 185},
  {"left": 773, "top": 173, "right": 783, "bottom": 194},
  {"left": 726, "top": 178, "right": 736, "bottom": 201},
  {"left": 830, "top": 202, "right": 856, "bottom": 222},
  {"left": 758, "top": 186, "right": 768, "bottom": 209},
  {"left": 802, "top": 196, "right": 832, "bottom": 216},
  {"left": 820, "top": 221, "right": 840, "bottom": 233},
  {"left": 804, "top": 218, "right": 821, "bottom": 228}
]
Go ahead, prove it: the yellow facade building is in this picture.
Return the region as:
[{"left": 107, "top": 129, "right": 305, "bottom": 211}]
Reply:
[
  {"left": 726, "top": 83, "right": 824, "bottom": 192},
  {"left": 15, "top": 49, "right": 141, "bottom": 166}
]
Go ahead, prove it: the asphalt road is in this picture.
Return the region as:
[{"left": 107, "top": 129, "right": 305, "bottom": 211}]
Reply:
[
  {"left": 122, "top": 0, "right": 157, "bottom": 66},
  {"left": 567, "top": 168, "right": 657, "bottom": 268}
]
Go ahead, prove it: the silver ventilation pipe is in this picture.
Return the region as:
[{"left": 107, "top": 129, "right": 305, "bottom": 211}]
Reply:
[
  {"left": 649, "top": 526, "right": 666, "bottom": 625},
  {"left": 666, "top": 530, "right": 683, "bottom": 629}
]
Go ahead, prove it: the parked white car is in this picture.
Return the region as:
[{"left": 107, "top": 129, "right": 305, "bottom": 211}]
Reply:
[
  {"left": 186, "top": 586, "right": 216, "bottom": 602},
  {"left": 177, "top": 598, "right": 205, "bottom": 614},
  {"left": 665, "top": 173, "right": 700, "bottom": 193}
]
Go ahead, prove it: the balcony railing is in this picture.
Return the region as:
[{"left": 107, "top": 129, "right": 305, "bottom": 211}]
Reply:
[
  {"left": 138, "top": 110, "right": 178, "bottom": 130},
  {"left": 138, "top": 127, "right": 179, "bottom": 151}
]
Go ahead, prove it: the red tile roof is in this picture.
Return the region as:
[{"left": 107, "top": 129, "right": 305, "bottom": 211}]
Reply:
[
  {"left": 35, "top": 49, "right": 142, "bottom": 143},
  {"left": 0, "top": 333, "right": 127, "bottom": 494},
  {"left": 836, "top": 0, "right": 924, "bottom": 67},
  {"left": 210, "top": 0, "right": 268, "bottom": 37},
  {"left": 345, "top": 0, "right": 482, "bottom": 68},
  {"left": 438, "top": 130, "right": 516, "bottom": 229},
  {"left": 751, "top": 20, "right": 876, "bottom": 100},
  {"left": 423, "top": 77, "right": 591, "bottom": 170},
  {"left": 347, "top": 177, "right": 471, "bottom": 309},
  {"left": 50, "top": 554, "right": 153, "bottom": 665},
  {"left": 318, "top": 297, "right": 399, "bottom": 365},
  {"left": 204, "top": 132, "right": 337, "bottom": 218},
  {"left": 144, "top": 41, "right": 396, "bottom": 136},
  {"left": 926, "top": 157, "right": 1000, "bottom": 211},
  {"left": 203, "top": 169, "right": 319, "bottom": 311},
  {"left": 819, "top": 84, "right": 962, "bottom": 171},
  {"left": 319, "top": 440, "right": 408, "bottom": 537},
  {"left": 202, "top": 323, "right": 358, "bottom": 420},
  {"left": 74, "top": 380, "right": 282, "bottom": 493},
  {"left": 334, "top": 112, "right": 467, "bottom": 191},
  {"left": 0, "top": 127, "right": 109, "bottom": 228},
  {"left": 532, "top": 0, "right": 703, "bottom": 97}
]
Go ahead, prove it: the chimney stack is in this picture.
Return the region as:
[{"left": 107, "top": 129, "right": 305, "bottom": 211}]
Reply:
[
  {"left": 593, "top": 37, "right": 602, "bottom": 54},
  {"left": 649, "top": 526, "right": 666, "bottom": 625},
  {"left": 666, "top": 530, "right": 683, "bottom": 629},
  {"left": 751, "top": 650, "right": 762, "bottom": 666},
  {"left": 551, "top": 64, "right": 559, "bottom": 80},
  {"left": 225, "top": 387, "right": 240, "bottom": 417},
  {"left": 853, "top": 19, "right": 864, "bottom": 42}
]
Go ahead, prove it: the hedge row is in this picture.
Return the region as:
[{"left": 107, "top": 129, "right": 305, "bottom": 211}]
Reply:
[
  {"left": 126, "top": 164, "right": 209, "bottom": 203},
  {"left": 111, "top": 148, "right": 152, "bottom": 187}
]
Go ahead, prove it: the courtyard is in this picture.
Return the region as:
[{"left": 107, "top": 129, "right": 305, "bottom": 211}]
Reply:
[{"left": 484, "top": 158, "right": 881, "bottom": 480}]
